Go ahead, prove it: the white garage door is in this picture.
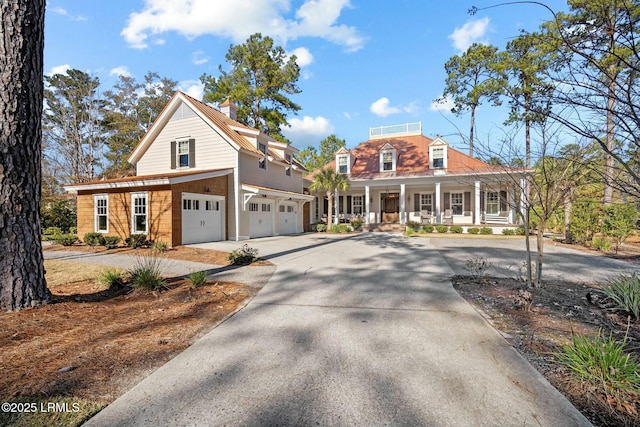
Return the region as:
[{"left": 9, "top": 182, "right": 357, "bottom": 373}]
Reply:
[
  {"left": 249, "top": 201, "right": 274, "bottom": 238},
  {"left": 278, "top": 203, "right": 297, "bottom": 235},
  {"left": 182, "top": 193, "right": 224, "bottom": 244}
]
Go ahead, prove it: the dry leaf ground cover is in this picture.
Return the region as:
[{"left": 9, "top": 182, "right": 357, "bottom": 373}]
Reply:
[
  {"left": 453, "top": 240, "right": 640, "bottom": 427},
  {"left": 0, "top": 245, "right": 268, "bottom": 427}
]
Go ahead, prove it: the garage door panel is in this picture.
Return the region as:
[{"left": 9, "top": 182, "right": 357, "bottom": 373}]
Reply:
[
  {"left": 278, "top": 203, "right": 297, "bottom": 235},
  {"left": 249, "top": 201, "right": 273, "bottom": 238},
  {"left": 182, "top": 193, "right": 224, "bottom": 244}
]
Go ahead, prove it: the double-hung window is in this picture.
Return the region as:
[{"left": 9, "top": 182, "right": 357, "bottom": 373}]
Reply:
[
  {"left": 451, "top": 192, "right": 463, "bottom": 215},
  {"left": 352, "top": 195, "right": 363, "bottom": 215},
  {"left": 258, "top": 143, "right": 268, "bottom": 170},
  {"left": 177, "top": 139, "right": 190, "bottom": 168},
  {"left": 132, "top": 193, "right": 148, "bottom": 234},
  {"left": 338, "top": 155, "right": 348, "bottom": 174},
  {"left": 432, "top": 147, "right": 444, "bottom": 168},
  {"left": 382, "top": 151, "right": 394, "bottom": 171},
  {"left": 94, "top": 195, "right": 108, "bottom": 233},
  {"left": 420, "top": 193, "right": 433, "bottom": 213}
]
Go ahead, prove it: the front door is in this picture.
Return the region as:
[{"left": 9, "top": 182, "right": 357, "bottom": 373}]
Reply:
[{"left": 381, "top": 193, "right": 399, "bottom": 223}]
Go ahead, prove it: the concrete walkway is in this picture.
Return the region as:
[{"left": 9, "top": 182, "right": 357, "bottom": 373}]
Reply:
[{"left": 83, "top": 233, "right": 594, "bottom": 426}]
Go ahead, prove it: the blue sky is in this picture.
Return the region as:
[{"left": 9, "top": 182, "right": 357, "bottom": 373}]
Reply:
[{"left": 44, "top": 0, "right": 568, "bottom": 153}]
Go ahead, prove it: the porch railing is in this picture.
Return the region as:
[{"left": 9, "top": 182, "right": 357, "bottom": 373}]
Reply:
[{"left": 370, "top": 122, "right": 422, "bottom": 139}]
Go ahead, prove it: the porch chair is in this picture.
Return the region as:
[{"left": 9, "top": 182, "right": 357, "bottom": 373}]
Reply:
[
  {"left": 442, "top": 209, "right": 453, "bottom": 224},
  {"left": 420, "top": 210, "right": 433, "bottom": 224}
]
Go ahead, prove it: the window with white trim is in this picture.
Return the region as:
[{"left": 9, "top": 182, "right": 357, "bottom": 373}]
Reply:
[
  {"left": 132, "top": 193, "right": 148, "bottom": 234},
  {"left": 338, "top": 155, "right": 348, "bottom": 174},
  {"left": 381, "top": 151, "right": 395, "bottom": 171},
  {"left": 420, "top": 193, "right": 433, "bottom": 213},
  {"left": 258, "top": 143, "right": 267, "bottom": 170},
  {"left": 177, "top": 139, "right": 190, "bottom": 168},
  {"left": 285, "top": 153, "right": 292, "bottom": 176},
  {"left": 487, "top": 192, "right": 499, "bottom": 214},
  {"left": 432, "top": 147, "right": 444, "bottom": 168},
  {"left": 451, "top": 192, "right": 463, "bottom": 215},
  {"left": 352, "top": 195, "right": 363, "bottom": 215},
  {"left": 94, "top": 195, "right": 108, "bottom": 233}
]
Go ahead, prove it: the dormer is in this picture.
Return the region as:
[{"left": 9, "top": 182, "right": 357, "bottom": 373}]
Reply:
[
  {"left": 335, "top": 147, "right": 352, "bottom": 174},
  {"left": 379, "top": 143, "right": 397, "bottom": 172},
  {"left": 429, "top": 137, "right": 448, "bottom": 169}
]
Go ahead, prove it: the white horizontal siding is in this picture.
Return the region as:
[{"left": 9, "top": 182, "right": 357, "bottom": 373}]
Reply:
[
  {"left": 238, "top": 152, "right": 304, "bottom": 193},
  {"left": 137, "top": 114, "right": 238, "bottom": 175}
]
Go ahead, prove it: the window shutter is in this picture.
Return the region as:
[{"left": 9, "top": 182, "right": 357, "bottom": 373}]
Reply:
[
  {"left": 188, "top": 139, "right": 195, "bottom": 168},
  {"left": 444, "top": 192, "right": 450, "bottom": 210},
  {"left": 480, "top": 192, "right": 485, "bottom": 211},
  {"left": 500, "top": 190, "right": 508, "bottom": 212},
  {"left": 414, "top": 193, "right": 420, "bottom": 212},
  {"left": 170, "top": 141, "right": 176, "bottom": 169},
  {"left": 464, "top": 192, "right": 471, "bottom": 213},
  {"left": 347, "top": 196, "right": 352, "bottom": 214}
]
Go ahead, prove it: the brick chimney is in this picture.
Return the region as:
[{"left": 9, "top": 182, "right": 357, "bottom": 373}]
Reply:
[{"left": 220, "top": 98, "right": 237, "bottom": 121}]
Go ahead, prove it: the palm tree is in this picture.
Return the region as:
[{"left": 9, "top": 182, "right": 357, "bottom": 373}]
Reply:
[{"left": 310, "top": 168, "right": 349, "bottom": 231}]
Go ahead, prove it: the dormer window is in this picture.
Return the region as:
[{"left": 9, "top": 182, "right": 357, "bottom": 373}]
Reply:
[
  {"left": 379, "top": 144, "right": 397, "bottom": 172},
  {"left": 429, "top": 138, "right": 448, "bottom": 169},
  {"left": 337, "top": 155, "right": 349, "bottom": 174},
  {"left": 258, "top": 142, "right": 267, "bottom": 170},
  {"left": 285, "top": 153, "right": 292, "bottom": 176}
]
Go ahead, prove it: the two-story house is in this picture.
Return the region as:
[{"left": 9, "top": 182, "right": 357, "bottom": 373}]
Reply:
[
  {"left": 307, "top": 122, "right": 528, "bottom": 227},
  {"left": 65, "top": 91, "right": 313, "bottom": 245}
]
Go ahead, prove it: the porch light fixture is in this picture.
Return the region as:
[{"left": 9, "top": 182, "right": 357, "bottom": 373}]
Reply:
[{"left": 204, "top": 187, "right": 210, "bottom": 193}]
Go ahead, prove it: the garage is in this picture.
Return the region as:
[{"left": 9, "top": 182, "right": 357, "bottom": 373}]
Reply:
[
  {"left": 249, "top": 200, "right": 274, "bottom": 238},
  {"left": 278, "top": 203, "right": 297, "bottom": 235},
  {"left": 182, "top": 193, "right": 225, "bottom": 244}
]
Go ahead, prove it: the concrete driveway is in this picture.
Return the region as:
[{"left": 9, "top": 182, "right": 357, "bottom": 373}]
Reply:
[{"left": 85, "top": 233, "right": 592, "bottom": 426}]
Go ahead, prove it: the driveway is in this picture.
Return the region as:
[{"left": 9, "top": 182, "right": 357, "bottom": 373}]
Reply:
[{"left": 84, "top": 233, "right": 592, "bottom": 426}]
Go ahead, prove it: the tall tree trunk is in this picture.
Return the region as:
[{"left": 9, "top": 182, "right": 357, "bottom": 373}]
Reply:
[
  {"left": 0, "top": 0, "right": 50, "bottom": 311},
  {"left": 535, "top": 220, "right": 545, "bottom": 287},
  {"left": 469, "top": 104, "right": 476, "bottom": 157},
  {"left": 603, "top": 73, "right": 615, "bottom": 205},
  {"left": 564, "top": 190, "right": 573, "bottom": 243},
  {"left": 326, "top": 191, "right": 333, "bottom": 232}
]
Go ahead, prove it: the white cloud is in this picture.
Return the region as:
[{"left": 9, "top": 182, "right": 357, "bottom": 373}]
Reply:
[
  {"left": 192, "top": 50, "right": 209, "bottom": 65},
  {"left": 449, "top": 17, "right": 490, "bottom": 52},
  {"left": 110, "top": 66, "right": 132, "bottom": 78},
  {"left": 290, "top": 47, "right": 313, "bottom": 67},
  {"left": 52, "top": 7, "right": 68, "bottom": 16},
  {"left": 179, "top": 80, "right": 204, "bottom": 100},
  {"left": 282, "top": 116, "right": 334, "bottom": 146},
  {"left": 430, "top": 95, "right": 455, "bottom": 113},
  {"left": 121, "top": 0, "right": 365, "bottom": 52},
  {"left": 370, "top": 97, "right": 401, "bottom": 117},
  {"left": 47, "top": 64, "right": 71, "bottom": 76}
]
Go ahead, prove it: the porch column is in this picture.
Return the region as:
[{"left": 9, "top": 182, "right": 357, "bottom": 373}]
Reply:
[
  {"left": 400, "top": 183, "right": 406, "bottom": 224},
  {"left": 365, "top": 185, "right": 370, "bottom": 224},
  {"left": 334, "top": 189, "right": 339, "bottom": 224},
  {"left": 510, "top": 184, "right": 517, "bottom": 224},
  {"left": 435, "top": 182, "right": 441, "bottom": 223},
  {"left": 474, "top": 181, "right": 481, "bottom": 225}
]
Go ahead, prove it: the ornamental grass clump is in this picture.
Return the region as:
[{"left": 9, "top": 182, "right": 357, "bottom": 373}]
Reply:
[
  {"left": 556, "top": 330, "right": 640, "bottom": 402},
  {"left": 97, "top": 269, "right": 124, "bottom": 289},
  {"left": 127, "top": 255, "right": 166, "bottom": 290},
  {"left": 187, "top": 270, "right": 208, "bottom": 288},
  {"left": 602, "top": 273, "right": 640, "bottom": 319}
]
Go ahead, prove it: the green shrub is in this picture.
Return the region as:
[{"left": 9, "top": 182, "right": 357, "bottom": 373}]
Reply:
[
  {"left": 602, "top": 273, "right": 640, "bottom": 319},
  {"left": 435, "top": 225, "right": 448, "bottom": 233},
  {"left": 515, "top": 226, "right": 526, "bottom": 235},
  {"left": 97, "top": 269, "right": 124, "bottom": 289},
  {"left": 103, "top": 236, "right": 121, "bottom": 249},
  {"left": 69, "top": 226, "right": 78, "bottom": 234},
  {"left": 420, "top": 225, "right": 434, "bottom": 233},
  {"left": 126, "top": 234, "right": 149, "bottom": 249},
  {"left": 405, "top": 227, "right": 415, "bottom": 236},
  {"left": 332, "top": 224, "right": 349, "bottom": 233},
  {"left": 350, "top": 219, "right": 363, "bottom": 231},
  {"left": 603, "top": 203, "right": 637, "bottom": 253},
  {"left": 316, "top": 224, "right": 327, "bottom": 232},
  {"left": 54, "top": 234, "right": 78, "bottom": 246},
  {"left": 128, "top": 256, "right": 166, "bottom": 290},
  {"left": 502, "top": 228, "right": 515, "bottom": 235},
  {"left": 151, "top": 240, "right": 169, "bottom": 253},
  {"left": 480, "top": 227, "right": 493, "bottom": 235},
  {"left": 43, "top": 227, "right": 62, "bottom": 236},
  {"left": 467, "top": 227, "right": 479, "bottom": 234},
  {"left": 556, "top": 331, "right": 640, "bottom": 399},
  {"left": 570, "top": 198, "right": 600, "bottom": 244},
  {"left": 40, "top": 198, "right": 77, "bottom": 233},
  {"left": 592, "top": 237, "right": 612, "bottom": 252},
  {"left": 450, "top": 225, "right": 463, "bottom": 234},
  {"left": 83, "top": 232, "right": 105, "bottom": 247},
  {"left": 228, "top": 244, "right": 259, "bottom": 265},
  {"left": 407, "top": 220, "right": 421, "bottom": 232},
  {"left": 187, "top": 270, "right": 208, "bottom": 287}
]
